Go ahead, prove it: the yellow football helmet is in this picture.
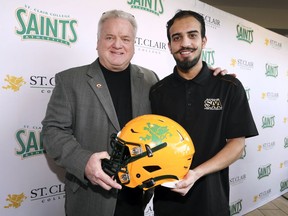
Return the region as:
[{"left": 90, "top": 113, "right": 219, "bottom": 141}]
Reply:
[{"left": 102, "top": 114, "right": 195, "bottom": 190}]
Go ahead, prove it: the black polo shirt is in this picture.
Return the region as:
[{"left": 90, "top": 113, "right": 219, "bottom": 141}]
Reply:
[{"left": 150, "top": 61, "right": 258, "bottom": 216}]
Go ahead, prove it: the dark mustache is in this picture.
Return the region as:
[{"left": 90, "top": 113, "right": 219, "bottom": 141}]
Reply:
[{"left": 175, "top": 47, "right": 197, "bottom": 54}]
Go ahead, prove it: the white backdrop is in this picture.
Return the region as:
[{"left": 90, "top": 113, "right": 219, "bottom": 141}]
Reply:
[{"left": 1, "top": 0, "right": 288, "bottom": 215}]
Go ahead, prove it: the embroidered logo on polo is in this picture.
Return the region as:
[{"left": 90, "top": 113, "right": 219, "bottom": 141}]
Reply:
[{"left": 204, "top": 98, "right": 222, "bottom": 110}]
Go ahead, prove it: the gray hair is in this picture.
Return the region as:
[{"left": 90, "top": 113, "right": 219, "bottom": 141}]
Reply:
[{"left": 97, "top": 10, "right": 137, "bottom": 39}]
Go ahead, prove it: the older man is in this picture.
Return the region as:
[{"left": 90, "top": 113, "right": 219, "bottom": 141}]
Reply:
[{"left": 42, "top": 10, "right": 158, "bottom": 216}]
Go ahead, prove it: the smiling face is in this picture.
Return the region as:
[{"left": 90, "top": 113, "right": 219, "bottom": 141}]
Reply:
[
  {"left": 97, "top": 18, "right": 135, "bottom": 72},
  {"left": 168, "top": 16, "right": 207, "bottom": 75}
]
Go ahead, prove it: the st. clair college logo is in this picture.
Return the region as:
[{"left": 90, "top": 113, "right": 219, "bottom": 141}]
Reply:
[
  {"left": 258, "top": 164, "right": 271, "bottom": 179},
  {"left": 265, "top": 63, "right": 279, "bottom": 78},
  {"left": 230, "top": 199, "right": 242, "bottom": 216},
  {"left": 15, "top": 5, "right": 78, "bottom": 46},
  {"left": 16, "top": 126, "right": 45, "bottom": 159},
  {"left": 2, "top": 75, "right": 26, "bottom": 92},
  {"left": 127, "top": 0, "right": 164, "bottom": 16},
  {"left": 236, "top": 24, "right": 253, "bottom": 44},
  {"left": 202, "top": 48, "right": 215, "bottom": 67},
  {"left": 280, "top": 179, "right": 288, "bottom": 192},
  {"left": 4, "top": 193, "right": 27, "bottom": 209}
]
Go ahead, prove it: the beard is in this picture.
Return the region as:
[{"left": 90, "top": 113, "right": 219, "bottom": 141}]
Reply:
[
  {"left": 174, "top": 53, "right": 201, "bottom": 73},
  {"left": 172, "top": 47, "right": 202, "bottom": 73}
]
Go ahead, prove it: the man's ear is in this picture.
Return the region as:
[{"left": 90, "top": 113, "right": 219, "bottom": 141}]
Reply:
[
  {"left": 96, "top": 39, "right": 100, "bottom": 50},
  {"left": 202, "top": 36, "right": 207, "bottom": 48},
  {"left": 168, "top": 42, "right": 172, "bottom": 53}
]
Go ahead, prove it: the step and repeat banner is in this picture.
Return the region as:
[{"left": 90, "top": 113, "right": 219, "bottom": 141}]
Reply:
[{"left": 1, "top": 0, "right": 288, "bottom": 215}]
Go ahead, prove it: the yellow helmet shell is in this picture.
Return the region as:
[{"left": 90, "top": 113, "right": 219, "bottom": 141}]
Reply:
[{"left": 115, "top": 114, "right": 195, "bottom": 190}]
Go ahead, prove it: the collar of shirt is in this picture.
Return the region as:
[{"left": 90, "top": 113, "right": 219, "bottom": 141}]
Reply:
[{"left": 172, "top": 61, "right": 211, "bottom": 87}]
